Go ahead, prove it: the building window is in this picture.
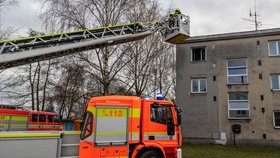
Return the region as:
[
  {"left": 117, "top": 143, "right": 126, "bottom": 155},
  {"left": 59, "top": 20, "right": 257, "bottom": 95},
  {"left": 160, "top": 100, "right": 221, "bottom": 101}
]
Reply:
[
  {"left": 191, "top": 47, "right": 206, "bottom": 62},
  {"left": 228, "top": 92, "right": 250, "bottom": 119},
  {"left": 227, "top": 58, "right": 248, "bottom": 84},
  {"left": 191, "top": 78, "right": 207, "bottom": 93},
  {"left": 268, "top": 41, "right": 280, "bottom": 56},
  {"left": 273, "top": 111, "right": 280, "bottom": 128},
  {"left": 270, "top": 74, "right": 280, "bottom": 90}
]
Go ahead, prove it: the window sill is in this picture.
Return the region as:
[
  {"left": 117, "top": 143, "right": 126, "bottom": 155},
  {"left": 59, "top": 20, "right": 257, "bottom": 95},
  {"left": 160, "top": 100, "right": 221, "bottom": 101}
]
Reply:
[
  {"left": 190, "top": 61, "right": 207, "bottom": 63},
  {"left": 191, "top": 92, "right": 207, "bottom": 96},
  {"left": 228, "top": 118, "right": 250, "bottom": 120},
  {"left": 274, "top": 127, "right": 280, "bottom": 129},
  {"left": 227, "top": 83, "right": 249, "bottom": 86},
  {"left": 269, "top": 55, "right": 280, "bottom": 57},
  {"left": 271, "top": 89, "right": 280, "bottom": 92}
]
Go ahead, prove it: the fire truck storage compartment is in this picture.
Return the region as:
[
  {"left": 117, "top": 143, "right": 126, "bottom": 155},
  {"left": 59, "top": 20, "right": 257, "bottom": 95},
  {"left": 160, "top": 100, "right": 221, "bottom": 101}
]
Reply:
[
  {"left": 0, "top": 134, "right": 60, "bottom": 158},
  {"left": 0, "top": 131, "right": 80, "bottom": 158},
  {"left": 0, "top": 111, "right": 29, "bottom": 131},
  {"left": 95, "top": 106, "right": 129, "bottom": 145}
]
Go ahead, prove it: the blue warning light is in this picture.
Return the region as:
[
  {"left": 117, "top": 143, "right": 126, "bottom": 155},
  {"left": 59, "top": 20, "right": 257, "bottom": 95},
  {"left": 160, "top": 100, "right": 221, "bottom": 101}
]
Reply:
[
  {"left": 144, "top": 95, "right": 151, "bottom": 100},
  {"left": 156, "top": 93, "right": 163, "bottom": 100}
]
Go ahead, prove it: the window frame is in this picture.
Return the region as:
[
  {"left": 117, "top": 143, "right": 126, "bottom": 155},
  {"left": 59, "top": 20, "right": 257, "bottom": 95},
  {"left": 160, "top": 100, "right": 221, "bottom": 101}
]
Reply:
[
  {"left": 270, "top": 74, "right": 280, "bottom": 91},
  {"left": 228, "top": 92, "right": 250, "bottom": 119},
  {"left": 273, "top": 111, "right": 280, "bottom": 128},
  {"left": 191, "top": 47, "right": 207, "bottom": 62},
  {"left": 226, "top": 58, "right": 248, "bottom": 85},
  {"left": 191, "top": 78, "right": 207, "bottom": 93},
  {"left": 268, "top": 40, "right": 280, "bottom": 56}
]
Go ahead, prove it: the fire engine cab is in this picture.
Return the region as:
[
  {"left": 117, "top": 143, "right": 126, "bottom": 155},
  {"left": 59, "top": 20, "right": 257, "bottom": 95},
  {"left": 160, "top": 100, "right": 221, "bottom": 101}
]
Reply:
[
  {"left": 79, "top": 96, "right": 182, "bottom": 158},
  {"left": 0, "top": 109, "right": 62, "bottom": 131}
]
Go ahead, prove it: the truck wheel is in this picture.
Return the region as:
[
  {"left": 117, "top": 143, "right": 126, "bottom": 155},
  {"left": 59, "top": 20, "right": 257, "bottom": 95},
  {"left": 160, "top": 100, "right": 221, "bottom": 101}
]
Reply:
[{"left": 140, "top": 150, "right": 161, "bottom": 158}]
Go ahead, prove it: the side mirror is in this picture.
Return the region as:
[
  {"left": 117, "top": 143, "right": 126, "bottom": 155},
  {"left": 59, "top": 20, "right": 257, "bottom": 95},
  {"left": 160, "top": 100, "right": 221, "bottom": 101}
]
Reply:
[
  {"left": 175, "top": 106, "right": 182, "bottom": 126},
  {"left": 167, "top": 120, "right": 175, "bottom": 135},
  {"left": 177, "top": 113, "right": 182, "bottom": 126}
]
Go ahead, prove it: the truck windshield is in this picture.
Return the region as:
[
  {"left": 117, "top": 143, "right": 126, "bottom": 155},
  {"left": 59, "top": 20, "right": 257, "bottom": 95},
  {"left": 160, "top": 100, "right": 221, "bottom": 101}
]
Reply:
[
  {"left": 80, "top": 111, "right": 93, "bottom": 140},
  {"left": 54, "top": 116, "right": 61, "bottom": 123},
  {"left": 150, "top": 104, "right": 173, "bottom": 125}
]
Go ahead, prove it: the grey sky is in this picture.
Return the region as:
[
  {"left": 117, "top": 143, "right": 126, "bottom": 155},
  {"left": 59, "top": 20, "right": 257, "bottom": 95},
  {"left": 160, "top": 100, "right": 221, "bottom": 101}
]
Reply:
[
  {"left": 0, "top": 0, "right": 41, "bottom": 37},
  {"left": 1, "top": 0, "right": 280, "bottom": 37},
  {"left": 166, "top": 0, "right": 280, "bottom": 35}
]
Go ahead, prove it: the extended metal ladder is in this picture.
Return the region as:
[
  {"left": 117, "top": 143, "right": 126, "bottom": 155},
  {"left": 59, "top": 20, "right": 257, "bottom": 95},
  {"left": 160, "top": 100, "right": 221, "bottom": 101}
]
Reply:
[
  {"left": 0, "top": 14, "right": 190, "bottom": 70},
  {"left": 0, "top": 23, "right": 153, "bottom": 69}
]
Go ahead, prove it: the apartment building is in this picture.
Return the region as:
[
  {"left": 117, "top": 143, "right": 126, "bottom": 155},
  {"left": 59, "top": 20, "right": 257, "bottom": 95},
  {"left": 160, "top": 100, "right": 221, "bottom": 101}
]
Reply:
[{"left": 176, "top": 28, "right": 280, "bottom": 146}]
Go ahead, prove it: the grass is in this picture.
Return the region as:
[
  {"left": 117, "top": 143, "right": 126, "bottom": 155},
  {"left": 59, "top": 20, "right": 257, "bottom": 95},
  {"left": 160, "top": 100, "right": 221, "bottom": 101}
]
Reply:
[{"left": 182, "top": 144, "right": 280, "bottom": 158}]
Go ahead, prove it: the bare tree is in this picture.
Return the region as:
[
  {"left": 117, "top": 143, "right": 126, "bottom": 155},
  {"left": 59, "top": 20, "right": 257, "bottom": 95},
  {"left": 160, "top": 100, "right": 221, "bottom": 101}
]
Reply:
[
  {"left": 52, "top": 61, "right": 88, "bottom": 118},
  {"left": 0, "top": 27, "right": 55, "bottom": 111},
  {"left": 123, "top": 35, "right": 161, "bottom": 96},
  {"left": 11, "top": 60, "right": 53, "bottom": 111},
  {"left": 0, "top": 0, "right": 18, "bottom": 40},
  {"left": 40, "top": 0, "right": 137, "bottom": 95},
  {"left": 147, "top": 44, "right": 176, "bottom": 100},
  {"left": 39, "top": 0, "right": 177, "bottom": 99},
  {"left": 0, "top": 26, "right": 17, "bottom": 40},
  {"left": 0, "top": 0, "right": 18, "bottom": 12},
  {"left": 0, "top": 0, "right": 19, "bottom": 105},
  {"left": 121, "top": 0, "right": 177, "bottom": 99}
]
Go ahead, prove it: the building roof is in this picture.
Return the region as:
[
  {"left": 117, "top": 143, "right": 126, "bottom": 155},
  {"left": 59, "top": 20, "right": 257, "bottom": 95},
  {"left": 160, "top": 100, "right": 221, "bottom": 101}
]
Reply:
[{"left": 182, "top": 28, "right": 280, "bottom": 44}]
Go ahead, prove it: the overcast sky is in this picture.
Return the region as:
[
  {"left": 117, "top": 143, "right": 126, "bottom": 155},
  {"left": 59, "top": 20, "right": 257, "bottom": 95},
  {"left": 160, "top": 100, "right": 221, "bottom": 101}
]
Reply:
[{"left": 1, "top": 0, "right": 280, "bottom": 37}]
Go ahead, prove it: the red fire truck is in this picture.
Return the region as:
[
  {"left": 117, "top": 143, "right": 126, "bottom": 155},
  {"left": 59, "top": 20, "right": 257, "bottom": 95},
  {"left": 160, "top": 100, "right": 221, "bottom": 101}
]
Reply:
[
  {"left": 79, "top": 96, "right": 182, "bottom": 158},
  {"left": 0, "top": 109, "right": 62, "bottom": 131}
]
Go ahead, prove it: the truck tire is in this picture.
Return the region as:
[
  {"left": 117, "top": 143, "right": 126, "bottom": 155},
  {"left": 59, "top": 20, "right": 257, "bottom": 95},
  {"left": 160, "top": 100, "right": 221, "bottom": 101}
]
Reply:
[{"left": 140, "top": 150, "right": 161, "bottom": 158}]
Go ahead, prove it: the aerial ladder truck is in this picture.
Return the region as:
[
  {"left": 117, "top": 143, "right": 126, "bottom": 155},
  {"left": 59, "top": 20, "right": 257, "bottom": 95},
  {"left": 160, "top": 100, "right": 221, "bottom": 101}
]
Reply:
[{"left": 0, "top": 12, "right": 190, "bottom": 158}]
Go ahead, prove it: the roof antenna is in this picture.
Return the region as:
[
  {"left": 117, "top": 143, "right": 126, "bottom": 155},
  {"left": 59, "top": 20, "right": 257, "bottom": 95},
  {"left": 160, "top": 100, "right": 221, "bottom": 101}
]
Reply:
[{"left": 242, "top": 0, "right": 261, "bottom": 31}]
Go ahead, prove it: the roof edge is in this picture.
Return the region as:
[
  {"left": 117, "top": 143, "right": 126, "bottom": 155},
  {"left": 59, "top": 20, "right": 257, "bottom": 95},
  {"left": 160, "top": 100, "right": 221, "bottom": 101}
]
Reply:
[{"left": 180, "top": 28, "right": 280, "bottom": 44}]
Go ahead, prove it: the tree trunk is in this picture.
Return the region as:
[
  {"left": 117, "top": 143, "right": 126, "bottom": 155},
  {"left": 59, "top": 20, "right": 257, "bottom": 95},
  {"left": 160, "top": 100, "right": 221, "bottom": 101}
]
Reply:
[
  {"left": 29, "top": 64, "right": 35, "bottom": 110},
  {"left": 102, "top": 47, "right": 110, "bottom": 95},
  {"left": 36, "top": 62, "right": 41, "bottom": 111},
  {"left": 42, "top": 60, "right": 51, "bottom": 111}
]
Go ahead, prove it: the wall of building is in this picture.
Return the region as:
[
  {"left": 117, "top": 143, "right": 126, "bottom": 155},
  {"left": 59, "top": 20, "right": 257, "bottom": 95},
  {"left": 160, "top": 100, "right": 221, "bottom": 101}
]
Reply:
[
  {"left": 176, "top": 31, "right": 280, "bottom": 146},
  {"left": 217, "top": 35, "right": 280, "bottom": 145},
  {"left": 176, "top": 42, "right": 219, "bottom": 143}
]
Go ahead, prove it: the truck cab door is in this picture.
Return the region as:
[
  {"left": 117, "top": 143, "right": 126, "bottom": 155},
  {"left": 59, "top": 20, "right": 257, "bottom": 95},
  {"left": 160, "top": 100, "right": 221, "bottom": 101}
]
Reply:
[
  {"left": 144, "top": 103, "right": 177, "bottom": 146},
  {"left": 79, "top": 111, "right": 94, "bottom": 158}
]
